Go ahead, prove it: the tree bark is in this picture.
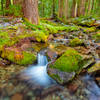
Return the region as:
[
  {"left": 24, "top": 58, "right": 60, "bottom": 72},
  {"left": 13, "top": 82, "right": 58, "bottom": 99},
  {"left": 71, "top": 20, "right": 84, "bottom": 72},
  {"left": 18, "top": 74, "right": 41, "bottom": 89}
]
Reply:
[
  {"left": 88, "top": 0, "right": 92, "bottom": 15},
  {"left": 71, "top": 0, "right": 77, "bottom": 17},
  {"left": 6, "top": 0, "right": 11, "bottom": 8},
  {"left": 64, "top": 0, "right": 68, "bottom": 19},
  {"left": 77, "top": 0, "right": 86, "bottom": 16},
  {"left": 58, "top": 0, "right": 64, "bottom": 18},
  {"left": 23, "top": 0, "right": 39, "bottom": 25}
]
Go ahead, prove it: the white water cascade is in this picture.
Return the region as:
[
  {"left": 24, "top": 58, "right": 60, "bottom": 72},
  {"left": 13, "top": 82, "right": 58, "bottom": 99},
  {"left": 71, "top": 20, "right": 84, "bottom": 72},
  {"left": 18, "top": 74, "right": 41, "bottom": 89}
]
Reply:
[{"left": 19, "top": 53, "right": 57, "bottom": 88}]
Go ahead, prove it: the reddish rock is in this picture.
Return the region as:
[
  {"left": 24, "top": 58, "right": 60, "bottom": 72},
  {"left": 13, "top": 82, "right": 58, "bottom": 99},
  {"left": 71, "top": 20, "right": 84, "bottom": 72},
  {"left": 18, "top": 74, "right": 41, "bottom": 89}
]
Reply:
[
  {"left": 21, "top": 43, "right": 32, "bottom": 51},
  {"left": 47, "top": 49, "right": 57, "bottom": 60},
  {"left": 48, "top": 34, "right": 54, "bottom": 40},
  {"left": 11, "top": 93, "right": 23, "bottom": 100},
  {"left": 67, "top": 83, "right": 78, "bottom": 94}
]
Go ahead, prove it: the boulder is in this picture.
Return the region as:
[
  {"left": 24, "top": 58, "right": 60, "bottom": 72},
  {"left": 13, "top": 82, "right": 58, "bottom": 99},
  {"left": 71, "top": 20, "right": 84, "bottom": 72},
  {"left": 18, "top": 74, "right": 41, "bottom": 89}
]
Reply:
[{"left": 48, "top": 48, "right": 93, "bottom": 84}]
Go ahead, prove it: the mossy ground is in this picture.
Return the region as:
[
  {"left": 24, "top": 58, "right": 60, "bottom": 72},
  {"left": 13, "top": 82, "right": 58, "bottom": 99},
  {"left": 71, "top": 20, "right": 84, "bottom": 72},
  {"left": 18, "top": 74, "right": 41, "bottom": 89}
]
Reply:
[
  {"left": 69, "top": 38, "right": 83, "bottom": 47},
  {"left": 0, "top": 16, "right": 99, "bottom": 66}
]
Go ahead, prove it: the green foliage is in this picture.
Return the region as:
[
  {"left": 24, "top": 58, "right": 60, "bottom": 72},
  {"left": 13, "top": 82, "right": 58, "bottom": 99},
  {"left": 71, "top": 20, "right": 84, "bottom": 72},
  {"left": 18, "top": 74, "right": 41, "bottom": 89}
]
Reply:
[
  {"left": 69, "top": 38, "right": 83, "bottom": 47},
  {"left": 33, "top": 30, "right": 49, "bottom": 42},
  {"left": 4, "top": 5, "right": 22, "bottom": 17},
  {"left": 72, "top": 16, "right": 100, "bottom": 26},
  {"left": 50, "top": 48, "right": 83, "bottom": 72},
  {"left": 92, "top": 31, "right": 100, "bottom": 42},
  {"left": 0, "top": 31, "right": 10, "bottom": 48},
  {"left": 83, "top": 27, "right": 96, "bottom": 33}
]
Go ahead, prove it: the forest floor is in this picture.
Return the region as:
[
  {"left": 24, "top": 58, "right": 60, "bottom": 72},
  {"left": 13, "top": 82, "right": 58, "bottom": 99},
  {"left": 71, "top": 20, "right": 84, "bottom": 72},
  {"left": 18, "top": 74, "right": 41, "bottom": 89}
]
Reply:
[{"left": 0, "top": 16, "right": 100, "bottom": 100}]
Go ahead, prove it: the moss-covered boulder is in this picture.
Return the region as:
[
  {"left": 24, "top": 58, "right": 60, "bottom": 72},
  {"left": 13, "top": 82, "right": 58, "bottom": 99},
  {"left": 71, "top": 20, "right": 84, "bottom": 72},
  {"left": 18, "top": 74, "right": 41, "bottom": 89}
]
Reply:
[
  {"left": 50, "top": 48, "right": 83, "bottom": 72},
  {"left": 48, "top": 48, "right": 93, "bottom": 84},
  {"left": 1, "top": 48, "right": 36, "bottom": 65},
  {"left": 69, "top": 38, "right": 83, "bottom": 47}
]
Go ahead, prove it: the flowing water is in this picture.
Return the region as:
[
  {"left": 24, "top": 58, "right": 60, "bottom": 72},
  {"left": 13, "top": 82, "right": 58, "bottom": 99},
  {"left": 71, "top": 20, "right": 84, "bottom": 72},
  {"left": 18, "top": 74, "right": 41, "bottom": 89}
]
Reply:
[{"left": 18, "top": 52, "right": 57, "bottom": 88}]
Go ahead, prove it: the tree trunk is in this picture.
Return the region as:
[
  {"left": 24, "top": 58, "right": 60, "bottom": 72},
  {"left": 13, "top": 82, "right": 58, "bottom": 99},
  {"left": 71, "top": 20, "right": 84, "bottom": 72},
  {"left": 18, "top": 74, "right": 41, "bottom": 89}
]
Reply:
[
  {"left": 77, "top": 0, "right": 85, "bottom": 16},
  {"left": 88, "top": 0, "right": 91, "bottom": 15},
  {"left": 23, "top": 0, "right": 39, "bottom": 25},
  {"left": 64, "top": 0, "right": 68, "bottom": 19},
  {"left": 6, "top": 0, "right": 11, "bottom": 8},
  {"left": 71, "top": 0, "right": 77, "bottom": 17},
  {"left": 52, "top": 0, "right": 56, "bottom": 18},
  {"left": 91, "top": 0, "right": 95, "bottom": 10},
  {"left": 80, "top": 0, "right": 86, "bottom": 16},
  {"left": 58, "top": 0, "right": 64, "bottom": 18}
]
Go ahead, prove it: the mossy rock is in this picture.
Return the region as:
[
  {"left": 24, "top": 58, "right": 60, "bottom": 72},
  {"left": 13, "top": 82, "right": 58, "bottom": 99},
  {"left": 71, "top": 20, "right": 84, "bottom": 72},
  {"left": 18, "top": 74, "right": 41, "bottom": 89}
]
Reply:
[
  {"left": 48, "top": 68, "right": 75, "bottom": 84},
  {"left": 69, "top": 38, "right": 83, "bottom": 47},
  {"left": 49, "top": 48, "right": 83, "bottom": 72},
  {"left": 48, "top": 48, "right": 93, "bottom": 84},
  {"left": 1, "top": 49, "right": 36, "bottom": 65},
  {"left": 92, "top": 31, "right": 100, "bottom": 42},
  {"left": 88, "top": 61, "right": 100, "bottom": 73},
  {"left": 83, "top": 27, "right": 96, "bottom": 33}
]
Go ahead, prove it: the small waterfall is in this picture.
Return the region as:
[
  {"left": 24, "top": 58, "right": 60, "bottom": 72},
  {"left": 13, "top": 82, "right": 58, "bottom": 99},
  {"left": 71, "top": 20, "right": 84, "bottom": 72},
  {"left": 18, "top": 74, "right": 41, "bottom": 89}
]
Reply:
[
  {"left": 18, "top": 52, "right": 57, "bottom": 88},
  {"left": 37, "top": 53, "right": 48, "bottom": 66}
]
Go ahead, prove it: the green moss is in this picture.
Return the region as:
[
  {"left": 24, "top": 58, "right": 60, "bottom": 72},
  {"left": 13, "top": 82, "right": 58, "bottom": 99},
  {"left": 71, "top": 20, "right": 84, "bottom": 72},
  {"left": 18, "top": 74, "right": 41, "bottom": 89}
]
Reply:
[
  {"left": 17, "top": 51, "right": 36, "bottom": 65},
  {"left": 50, "top": 48, "right": 83, "bottom": 72},
  {"left": 92, "top": 31, "right": 100, "bottom": 42},
  {"left": 1, "top": 49, "right": 36, "bottom": 65},
  {"left": 88, "top": 62, "right": 100, "bottom": 73},
  {"left": 71, "top": 16, "right": 97, "bottom": 26},
  {"left": 33, "top": 30, "right": 49, "bottom": 42},
  {"left": 24, "top": 19, "right": 79, "bottom": 36},
  {"left": 49, "top": 74, "right": 63, "bottom": 83},
  {"left": 83, "top": 27, "right": 96, "bottom": 33},
  {"left": 0, "top": 31, "right": 10, "bottom": 49},
  {"left": 69, "top": 38, "right": 83, "bottom": 47}
]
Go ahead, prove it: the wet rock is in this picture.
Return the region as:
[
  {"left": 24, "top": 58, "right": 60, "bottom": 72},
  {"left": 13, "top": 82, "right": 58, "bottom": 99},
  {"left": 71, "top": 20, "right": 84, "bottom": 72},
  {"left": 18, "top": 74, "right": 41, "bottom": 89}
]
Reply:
[
  {"left": 48, "top": 48, "right": 93, "bottom": 84},
  {"left": 21, "top": 43, "right": 32, "bottom": 51},
  {"left": 88, "top": 61, "right": 100, "bottom": 73},
  {"left": 48, "top": 43, "right": 68, "bottom": 56},
  {"left": 46, "top": 49, "right": 57, "bottom": 60},
  {"left": 48, "top": 68, "right": 75, "bottom": 84}
]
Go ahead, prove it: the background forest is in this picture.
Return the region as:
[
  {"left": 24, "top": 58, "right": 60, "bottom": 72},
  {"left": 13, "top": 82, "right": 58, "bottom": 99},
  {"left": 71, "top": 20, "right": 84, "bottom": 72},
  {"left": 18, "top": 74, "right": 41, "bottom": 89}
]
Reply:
[
  {"left": 0, "top": 0, "right": 100, "bottom": 18},
  {"left": 0, "top": 0, "right": 100, "bottom": 100}
]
